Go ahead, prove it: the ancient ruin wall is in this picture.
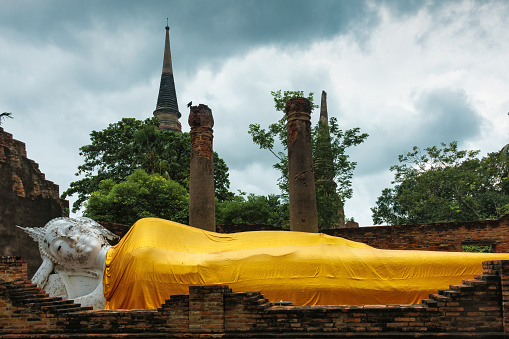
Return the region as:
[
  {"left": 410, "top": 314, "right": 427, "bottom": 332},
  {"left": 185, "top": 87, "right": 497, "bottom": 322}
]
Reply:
[
  {"left": 323, "top": 214, "right": 509, "bottom": 253},
  {"left": 2, "top": 256, "right": 509, "bottom": 338},
  {"left": 0, "top": 127, "right": 68, "bottom": 277}
]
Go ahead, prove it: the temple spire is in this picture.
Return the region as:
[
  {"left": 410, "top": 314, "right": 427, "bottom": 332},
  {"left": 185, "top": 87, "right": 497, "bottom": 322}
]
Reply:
[
  {"left": 315, "top": 90, "right": 346, "bottom": 228},
  {"left": 319, "top": 90, "right": 328, "bottom": 125},
  {"left": 153, "top": 23, "right": 181, "bottom": 132},
  {"left": 162, "top": 24, "right": 173, "bottom": 74}
]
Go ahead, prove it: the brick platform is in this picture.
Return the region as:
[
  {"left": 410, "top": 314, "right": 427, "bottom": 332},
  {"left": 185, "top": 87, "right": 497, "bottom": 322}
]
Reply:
[{"left": 3, "top": 256, "right": 509, "bottom": 338}]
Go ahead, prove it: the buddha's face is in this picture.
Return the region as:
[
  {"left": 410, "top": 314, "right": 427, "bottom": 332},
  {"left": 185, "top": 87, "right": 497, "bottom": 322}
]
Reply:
[{"left": 44, "top": 219, "right": 103, "bottom": 268}]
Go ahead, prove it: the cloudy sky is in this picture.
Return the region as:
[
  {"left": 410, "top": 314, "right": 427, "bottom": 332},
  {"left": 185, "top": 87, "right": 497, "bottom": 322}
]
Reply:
[{"left": 1, "top": 0, "right": 508, "bottom": 227}]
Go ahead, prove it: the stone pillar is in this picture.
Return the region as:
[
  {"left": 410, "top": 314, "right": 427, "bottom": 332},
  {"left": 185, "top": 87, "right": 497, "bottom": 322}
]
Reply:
[
  {"left": 189, "top": 104, "right": 215, "bottom": 231},
  {"left": 285, "top": 97, "right": 319, "bottom": 233}
]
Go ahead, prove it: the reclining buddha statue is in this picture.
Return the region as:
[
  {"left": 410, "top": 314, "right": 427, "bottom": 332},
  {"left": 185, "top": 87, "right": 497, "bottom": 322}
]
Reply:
[{"left": 19, "top": 217, "right": 509, "bottom": 310}]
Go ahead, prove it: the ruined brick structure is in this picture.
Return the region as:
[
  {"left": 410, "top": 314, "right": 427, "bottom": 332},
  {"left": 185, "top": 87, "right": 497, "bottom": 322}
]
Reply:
[
  {"left": 188, "top": 104, "right": 215, "bottom": 231},
  {"left": 3, "top": 255, "right": 509, "bottom": 337},
  {"left": 324, "top": 214, "right": 509, "bottom": 253},
  {"left": 286, "top": 97, "right": 319, "bottom": 233},
  {"left": 0, "top": 127, "right": 68, "bottom": 278}
]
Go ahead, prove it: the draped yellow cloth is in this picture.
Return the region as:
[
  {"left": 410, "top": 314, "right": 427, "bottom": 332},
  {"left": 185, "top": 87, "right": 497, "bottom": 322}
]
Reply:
[{"left": 103, "top": 218, "right": 509, "bottom": 309}]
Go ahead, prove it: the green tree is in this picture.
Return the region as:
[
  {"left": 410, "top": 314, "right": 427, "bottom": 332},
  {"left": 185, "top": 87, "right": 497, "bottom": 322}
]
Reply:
[
  {"left": 0, "top": 112, "right": 13, "bottom": 125},
  {"left": 462, "top": 245, "right": 492, "bottom": 253},
  {"left": 132, "top": 125, "right": 191, "bottom": 184},
  {"left": 62, "top": 117, "right": 232, "bottom": 212},
  {"left": 371, "top": 142, "right": 509, "bottom": 225},
  {"left": 84, "top": 169, "right": 189, "bottom": 225},
  {"left": 216, "top": 192, "right": 288, "bottom": 228},
  {"left": 248, "top": 90, "right": 368, "bottom": 228}
]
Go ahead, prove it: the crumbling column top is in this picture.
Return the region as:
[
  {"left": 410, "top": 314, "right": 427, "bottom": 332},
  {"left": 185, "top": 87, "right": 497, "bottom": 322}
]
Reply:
[
  {"left": 189, "top": 104, "right": 214, "bottom": 129},
  {"left": 285, "top": 97, "right": 312, "bottom": 115}
]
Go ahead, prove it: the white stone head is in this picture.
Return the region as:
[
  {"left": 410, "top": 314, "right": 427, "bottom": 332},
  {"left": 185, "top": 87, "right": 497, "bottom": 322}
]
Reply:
[{"left": 18, "top": 217, "right": 118, "bottom": 288}]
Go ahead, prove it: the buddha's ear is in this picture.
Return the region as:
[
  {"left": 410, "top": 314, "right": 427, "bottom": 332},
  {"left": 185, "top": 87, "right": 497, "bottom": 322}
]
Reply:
[{"left": 31, "top": 257, "right": 54, "bottom": 289}]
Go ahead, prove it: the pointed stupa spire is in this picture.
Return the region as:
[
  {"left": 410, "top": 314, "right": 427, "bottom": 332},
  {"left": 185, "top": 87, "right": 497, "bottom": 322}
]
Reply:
[
  {"left": 153, "top": 22, "right": 181, "bottom": 132},
  {"left": 319, "top": 90, "right": 328, "bottom": 125}
]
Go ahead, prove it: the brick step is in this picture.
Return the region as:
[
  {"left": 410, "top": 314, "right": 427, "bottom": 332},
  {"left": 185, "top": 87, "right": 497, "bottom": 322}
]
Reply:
[
  {"left": 421, "top": 298, "right": 437, "bottom": 307},
  {"left": 441, "top": 291, "right": 459, "bottom": 298},
  {"left": 473, "top": 274, "right": 499, "bottom": 282},
  {"left": 5, "top": 286, "right": 42, "bottom": 295},
  {"left": 429, "top": 293, "right": 451, "bottom": 301},
  {"left": 449, "top": 284, "right": 474, "bottom": 292},
  {"left": 41, "top": 303, "right": 82, "bottom": 312},
  {"left": 6, "top": 281, "right": 38, "bottom": 289},
  {"left": 53, "top": 306, "right": 84, "bottom": 314},
  {"left": 26, "top": 299, "right": 75, "bottom": 308},
  {"left": 61, "top": 305, "right": 94, "bottom": 313},
  {"left": 437, "top": 289, "right": 461, "bottom": 298},
  {"left": 10, "top": 294, "right": 60, "bottom": 302},
  {"left": 7, "top": 292, "right": 46, "bottom": 300},
  {"left": 258, "top": 298, "right": 269, "bottom": 305},
  {"left": 462, "top": 278, "right": 488, "bottom": 287}
]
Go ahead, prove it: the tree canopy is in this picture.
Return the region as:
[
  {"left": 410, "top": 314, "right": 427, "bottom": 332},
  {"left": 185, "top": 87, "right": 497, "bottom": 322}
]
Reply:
[
  {"left": 216, "top": 192, "right": 288, "bottom": 228},
  {"left": 248, "top": 90, "right": 368, "bottom": 228},
  {"left": 84, "top": 169, "right": 189, "bottom": 225},
  {"left": 371, "top": 141, "right": 509, "bottom": 225},
  {"left": 62, "top": 117, "right": 232, "bottom": 213}
]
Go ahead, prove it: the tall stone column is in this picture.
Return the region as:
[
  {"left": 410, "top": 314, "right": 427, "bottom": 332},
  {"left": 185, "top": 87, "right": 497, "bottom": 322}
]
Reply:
[
  {"left": 188, "top": 104, "right": 215, "bottom": 231},
  {"left": 285, "top": 97, "right": 319, "bottom": 233}
]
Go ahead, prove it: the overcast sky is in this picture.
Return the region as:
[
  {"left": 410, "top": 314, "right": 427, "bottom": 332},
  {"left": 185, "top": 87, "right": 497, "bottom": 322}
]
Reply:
[{"left": 1, "top": 0, "right": 508, "bottom": 227}]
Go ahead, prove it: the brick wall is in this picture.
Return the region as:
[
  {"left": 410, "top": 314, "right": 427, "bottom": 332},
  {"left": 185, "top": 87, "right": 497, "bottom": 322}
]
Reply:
[
  {"left": 323, "top": 214, "right": 509, "bottom": 253},
  {"left": 2, "top": 256, "right": 509, "bottom": 338},
  {"left": 0, "top": 127, "right": 68, "bottom": 277}
]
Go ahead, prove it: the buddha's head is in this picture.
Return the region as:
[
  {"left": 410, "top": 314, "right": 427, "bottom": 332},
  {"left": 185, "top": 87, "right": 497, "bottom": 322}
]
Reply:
[{"left": 18, "top": 217, "right": 118, "bottom": 287}]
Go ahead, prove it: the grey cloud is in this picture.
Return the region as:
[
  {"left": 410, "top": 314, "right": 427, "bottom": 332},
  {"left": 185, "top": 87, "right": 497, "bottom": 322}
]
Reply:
[
  {"left": 380, "top": 0, "right": 462, "bottom": 17},
  {"left": 413, "top": 88, "right": 483, "bottom": 145},
  {"left": 414, "top": 0, "right": 509, "bottom": 50},
  {"left": 348, "top": 87, "right": 484, "bottom": 177},
  {"left": 0, "top": 1, "right": 391, "bottom": 74}
]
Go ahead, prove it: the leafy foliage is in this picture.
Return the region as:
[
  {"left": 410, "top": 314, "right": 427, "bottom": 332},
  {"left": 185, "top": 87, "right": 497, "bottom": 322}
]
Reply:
[
  {"left": 371, "top": 142, "right": 509, "bottom": 225},
  {"left": 248, "top": 90, "right": 368, "bottom": 228},
  {"left": 62, "top": 117, "right": 232, "bottom": 212},
  {"left": 84, "top": 169, "right": 189, "bottom": 225},
  {"left": 462, "top": 245, "right": 492, "bottom": 253},
  {"left": 216, "top": 192, "right": 288, "bottom": 228}
]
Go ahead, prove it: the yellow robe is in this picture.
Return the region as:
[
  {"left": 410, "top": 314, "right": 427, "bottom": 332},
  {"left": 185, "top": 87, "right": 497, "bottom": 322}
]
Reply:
[{"left": 103, "top": 218, "right": 509, "bottom": 309}]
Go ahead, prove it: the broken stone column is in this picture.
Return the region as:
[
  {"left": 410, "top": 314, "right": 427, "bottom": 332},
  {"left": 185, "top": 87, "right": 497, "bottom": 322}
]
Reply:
[
  {"left": 188, "top": 104, "right": 215, "bottom": 231},
  {"left": 285, "top": 97, "right": 319, "bottom": 233}
]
